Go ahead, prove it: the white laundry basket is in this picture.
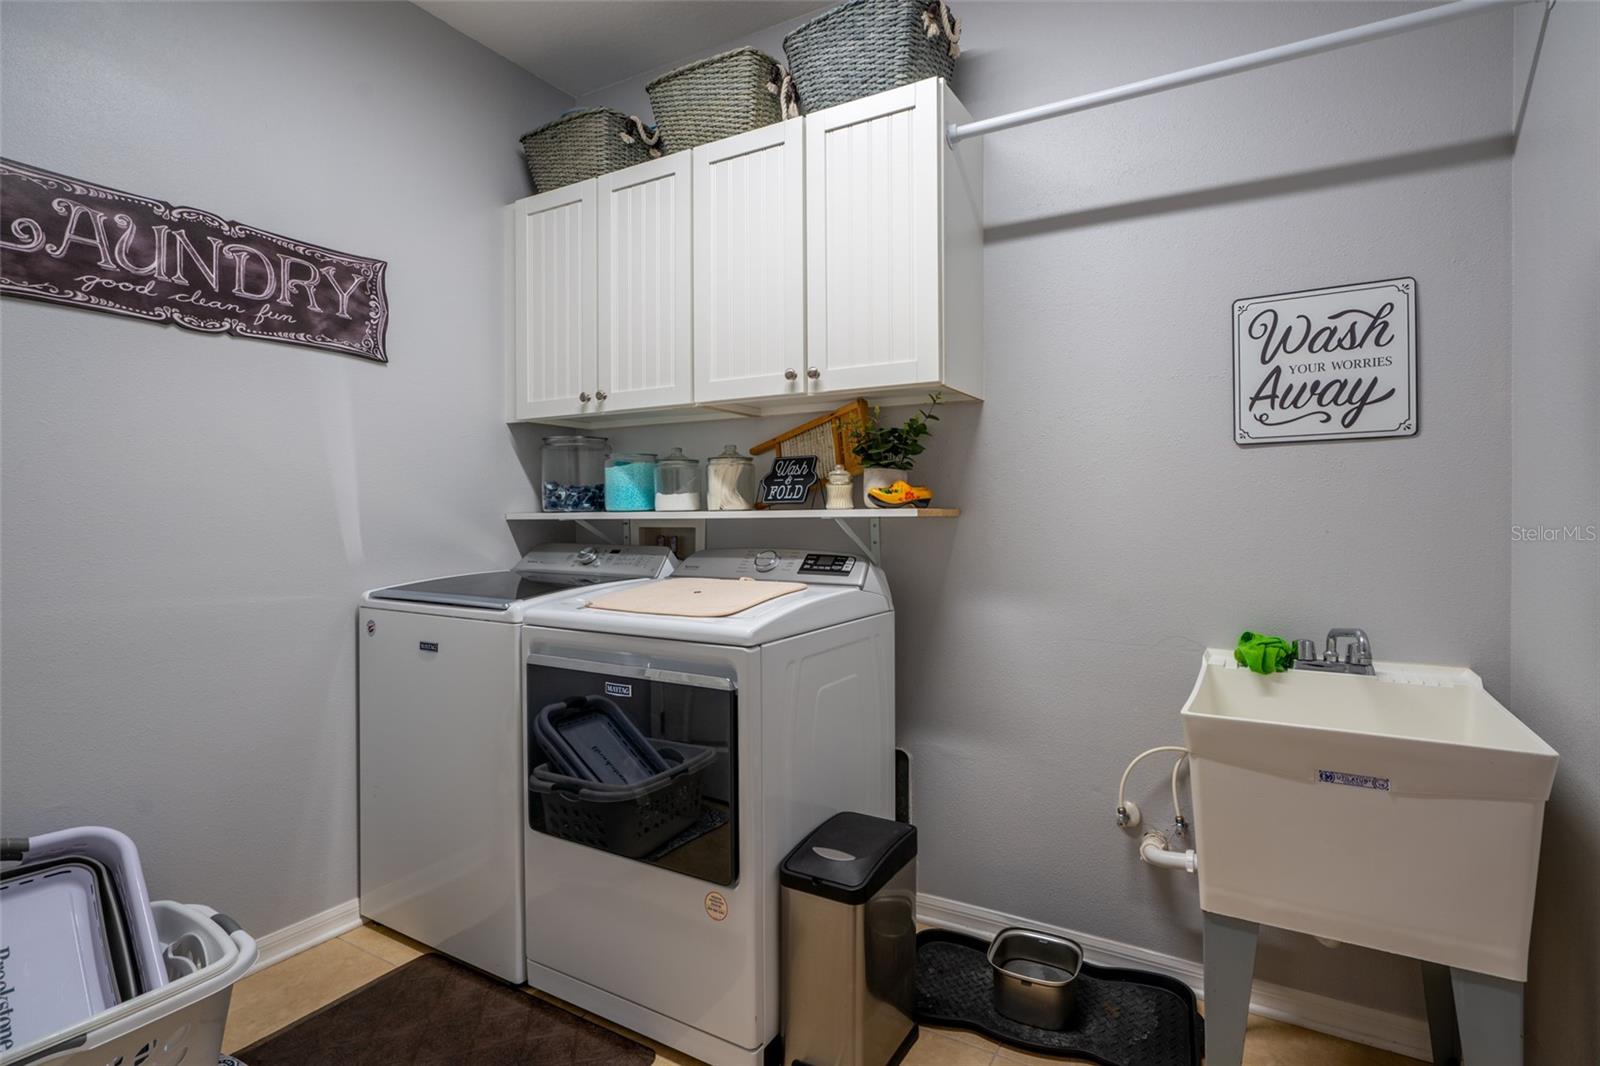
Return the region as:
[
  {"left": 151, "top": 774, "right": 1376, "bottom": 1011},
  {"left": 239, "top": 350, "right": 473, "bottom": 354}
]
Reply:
[{"left": 0, "top": 901, "right": 257, "bottom": 1066}]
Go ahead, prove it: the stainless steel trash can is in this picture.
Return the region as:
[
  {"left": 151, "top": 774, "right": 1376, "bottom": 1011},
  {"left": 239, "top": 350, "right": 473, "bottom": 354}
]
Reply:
[{"left": 781, "top": 812, "right": 919, "bottom": 1066}]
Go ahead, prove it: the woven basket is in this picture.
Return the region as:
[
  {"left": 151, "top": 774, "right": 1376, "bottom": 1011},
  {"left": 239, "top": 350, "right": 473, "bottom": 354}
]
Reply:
[
  {"left": 520, "top": 107, "right": 660, "bottom": 193},
  {"left": 782, "top": 0, "right": 961, "bottom": 114},
  {"left": 646, "top": 47, "right": 795, "bottom": 153}
]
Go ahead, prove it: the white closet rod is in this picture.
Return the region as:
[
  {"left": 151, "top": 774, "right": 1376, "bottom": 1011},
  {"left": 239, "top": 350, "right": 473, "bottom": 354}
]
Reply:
[{"left": 947, "top": 0, "right": 1519, "bottom": 144}]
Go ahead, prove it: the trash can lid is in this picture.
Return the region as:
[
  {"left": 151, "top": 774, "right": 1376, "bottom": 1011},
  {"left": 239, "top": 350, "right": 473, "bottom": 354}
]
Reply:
[{"left": 780, "top": 812, "right": 917, "bottom": 905}]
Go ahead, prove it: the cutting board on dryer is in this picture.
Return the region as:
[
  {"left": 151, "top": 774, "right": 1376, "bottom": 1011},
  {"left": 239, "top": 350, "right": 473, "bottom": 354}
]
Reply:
[{"left": 585, "top": 577, "right": 805, "bottom": 618}]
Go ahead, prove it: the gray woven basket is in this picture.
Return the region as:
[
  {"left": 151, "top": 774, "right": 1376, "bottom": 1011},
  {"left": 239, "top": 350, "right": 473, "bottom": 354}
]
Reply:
[
  {"left": 520, "top": 107, "right": 659, "bottom": 193},
  {"left": 782, "top": 0, "right": 961, "bottom": 114},
  {"left": 646, "top": 47, "right": 792, "bottom": 153}
]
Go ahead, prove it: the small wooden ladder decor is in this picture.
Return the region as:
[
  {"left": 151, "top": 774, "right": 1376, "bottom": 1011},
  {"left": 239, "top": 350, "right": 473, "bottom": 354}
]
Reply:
[{"left": 750, "top": 398, "right": 872, "bottom": 475}]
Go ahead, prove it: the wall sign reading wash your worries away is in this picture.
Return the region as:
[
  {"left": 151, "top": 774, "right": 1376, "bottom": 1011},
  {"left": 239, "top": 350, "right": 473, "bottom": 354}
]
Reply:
[
  {"left": 1233, "top": 277, "right": 1416, "bottom": 444},
  {"left": 0, "top": 159, "right": 388, "bottom": 362}
]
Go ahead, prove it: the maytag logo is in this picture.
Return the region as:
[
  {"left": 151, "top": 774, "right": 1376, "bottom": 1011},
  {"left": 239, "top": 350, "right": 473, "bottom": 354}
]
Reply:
[
  {"left": 604, "top": 681, "right": 633, "bottom": 698},
  {"left": 419, "top": 641, "right": 439, "bottom": 653},
  {"left": 1317, "top": 769, "right": 1390, "bottom": 791}
]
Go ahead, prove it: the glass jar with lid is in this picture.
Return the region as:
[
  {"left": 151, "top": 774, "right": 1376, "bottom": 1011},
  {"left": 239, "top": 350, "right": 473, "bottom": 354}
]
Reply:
[
  {"left": 707, "top": 445, "right": 755, "bottom": 511},
  {"left": 541, "top": 435, "right": 608, "bottom": 512},
  {"left": 655, "top": 448, "right": 702, "bottom": 511},
  {"left": 605, "top": 452, "right": 658, "bottom": 512},
  {"left": 824, "top": 464, "right": 855, "bottom": 509}
]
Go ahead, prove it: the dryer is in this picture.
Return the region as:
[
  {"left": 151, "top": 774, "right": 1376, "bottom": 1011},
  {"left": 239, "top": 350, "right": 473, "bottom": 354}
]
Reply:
[
  {"left": 357, "top": 544, "right": 674, "bottom": 982},
  {"left": 518, "top": 548, "right": 895, "bottom": 1065}
]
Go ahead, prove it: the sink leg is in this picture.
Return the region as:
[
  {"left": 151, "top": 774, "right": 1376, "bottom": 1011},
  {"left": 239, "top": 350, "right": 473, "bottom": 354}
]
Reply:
[
  {"left": 1202, "top": 911, "right": 1259, "bottom": 1066},
  {"left": 1450, "top": 968, "right": 1524, "bottom": 1065},
  {"left": 1421, "top": 962, "right": 1462, "bottom": 1065}
]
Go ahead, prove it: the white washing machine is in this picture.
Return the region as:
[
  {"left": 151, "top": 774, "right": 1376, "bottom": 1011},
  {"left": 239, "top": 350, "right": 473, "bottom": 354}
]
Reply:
[
  {"left": 357, "top": 543, "right": 675, "bottom": 982},
  {"left": 518, "top": 547, "right": 896, "bottom": 1065}
]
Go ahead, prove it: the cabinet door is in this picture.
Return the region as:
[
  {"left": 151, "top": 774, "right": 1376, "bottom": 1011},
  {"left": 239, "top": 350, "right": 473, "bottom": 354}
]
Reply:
[
  {"left": 511, "top": 182, "right": 597, "bottom": 420},
  {"left": 805, "top": 80, "right": 942, "bottom": 395},
  {"left": 596, "top": 154, "right": 694, "bottom": 413},
  {"left": 693, "top": 119, "right": 805, "bottom": 403}
]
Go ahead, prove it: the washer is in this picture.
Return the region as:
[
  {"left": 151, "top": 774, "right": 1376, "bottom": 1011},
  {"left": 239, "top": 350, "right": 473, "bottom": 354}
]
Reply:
[
  {"left": 357, "top": 543, "right": 675, "bottom": 982},
  {"left": 518, "top": 547, "right": 895, "bottom": 1065}
]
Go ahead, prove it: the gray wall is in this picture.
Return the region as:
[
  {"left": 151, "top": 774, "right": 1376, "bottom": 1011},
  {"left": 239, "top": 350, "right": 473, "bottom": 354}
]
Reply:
[
  {"left": 579, "top": 1, "right": 1517, "bottom": 1022},
  {"left": 7, "top": 0, "right": 1587, "bottom": 1053},
  {"left": 1509, "top": 2, "right": 1600, "bottom": 1062},
  {"left": 0, "top": 1, "right": 570, "bottom": 935}
]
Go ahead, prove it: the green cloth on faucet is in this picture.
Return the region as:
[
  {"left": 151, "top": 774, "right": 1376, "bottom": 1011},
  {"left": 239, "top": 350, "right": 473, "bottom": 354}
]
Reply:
[{"left": 1235, "top": 631, "right": 1296, "bottom": 674}]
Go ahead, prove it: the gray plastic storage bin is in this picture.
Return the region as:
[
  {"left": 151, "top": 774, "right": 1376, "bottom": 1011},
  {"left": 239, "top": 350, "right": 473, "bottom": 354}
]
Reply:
[
  {"left": 0, "top": 901, "right": 256, "bottom": 1066},
  {"left": 535, "top": 695, "right": 671, "bottom": 784},
  {"left": 781, "top": 812, "right": 919, "bottom": 1066},
  {"left": 0, "top": 825, "right": 171, "bottom": 1051},
  {"left": 0, "top": 857, "right": 138, "bottom": 1044}
]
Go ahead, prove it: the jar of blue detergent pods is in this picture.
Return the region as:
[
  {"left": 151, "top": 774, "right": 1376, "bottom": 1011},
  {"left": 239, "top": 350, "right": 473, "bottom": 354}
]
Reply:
[
  {"left": 541, "top": 435, "right": 608, "bottom": 512},
  {"left": 605, "top": 452, "right": 658, "bottom": 511}
]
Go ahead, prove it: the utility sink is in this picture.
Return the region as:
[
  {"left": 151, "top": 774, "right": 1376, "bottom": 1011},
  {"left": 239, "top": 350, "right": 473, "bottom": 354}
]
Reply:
[{"left": 1181, "top": 649, "right": 1558, "bottom": 981}]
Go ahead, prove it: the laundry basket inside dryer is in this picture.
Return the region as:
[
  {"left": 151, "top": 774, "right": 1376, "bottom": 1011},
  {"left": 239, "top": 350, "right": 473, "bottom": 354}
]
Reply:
[
  {"left": 526, "top": 651, "right": 740, "bottom": 885},
  {"left": 531, "top": 738, "right": 717, "bottom": 857}
]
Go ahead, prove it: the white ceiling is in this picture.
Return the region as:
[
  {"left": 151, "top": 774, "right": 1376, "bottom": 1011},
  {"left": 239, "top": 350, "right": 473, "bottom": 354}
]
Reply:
[{"left": 416, "top": 1, "right": 826, "bottom": 98}]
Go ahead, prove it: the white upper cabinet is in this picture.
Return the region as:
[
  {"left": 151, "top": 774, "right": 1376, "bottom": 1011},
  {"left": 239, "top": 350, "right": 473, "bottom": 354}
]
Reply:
[
  {"left": 804, "top": 78, "right": 982, "bottom": 402},
  {"left": 507, "top": 79, "right": 982, "bottom": 425},
  {"left": 596, "top": 153, "right": 694, "bottom": 414},
  {"left": 511, "top": 181, "right": 597, "bottom": 421},
  {"left": 692, "top": 118, "right": 806, "bottom": 404}
]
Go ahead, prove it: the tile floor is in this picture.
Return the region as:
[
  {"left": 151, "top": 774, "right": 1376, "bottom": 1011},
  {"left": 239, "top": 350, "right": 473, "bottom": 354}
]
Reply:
[{"left": 221, "top": 923, "right": 1424, "bottom": 1066}]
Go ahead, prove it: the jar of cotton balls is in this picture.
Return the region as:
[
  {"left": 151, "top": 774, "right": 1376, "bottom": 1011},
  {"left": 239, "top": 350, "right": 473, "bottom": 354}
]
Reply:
[
  {"left": 707, "top": 445, "right": 755, "bottom": 510},
  {"left": 605, "top": 452, "right": 658, "bottom": 511},
  {"left": 540, "top": 435, "right": 608, "bottom": 512}
]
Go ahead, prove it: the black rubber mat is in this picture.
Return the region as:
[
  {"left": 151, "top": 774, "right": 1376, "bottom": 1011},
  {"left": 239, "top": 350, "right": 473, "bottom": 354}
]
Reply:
[{"left": 915, "top": 929, "right": 1203, "bottom": 1066}]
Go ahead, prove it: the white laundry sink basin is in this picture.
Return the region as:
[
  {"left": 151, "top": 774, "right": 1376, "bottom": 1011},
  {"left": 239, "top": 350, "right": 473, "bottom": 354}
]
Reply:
[{"left": 1181, "top": 649, "right": 1558, "bottom": 980}]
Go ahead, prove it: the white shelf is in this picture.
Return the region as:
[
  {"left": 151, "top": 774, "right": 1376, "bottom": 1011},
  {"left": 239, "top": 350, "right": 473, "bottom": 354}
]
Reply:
[
  {"left": 505, "top": 507, "right": 957, "bottom": 565},
  {"left": 504, "top": 507, "right": 959, "bottom": 521}
]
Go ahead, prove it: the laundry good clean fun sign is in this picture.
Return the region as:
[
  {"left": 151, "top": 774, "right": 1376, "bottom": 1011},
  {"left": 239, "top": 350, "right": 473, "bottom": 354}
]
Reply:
[
  {"left": 0, "top": 159, "right": 388, "bottom": 362},
  {"left": 1233, "top": 277, "right": 1416, "bottom": 444}
]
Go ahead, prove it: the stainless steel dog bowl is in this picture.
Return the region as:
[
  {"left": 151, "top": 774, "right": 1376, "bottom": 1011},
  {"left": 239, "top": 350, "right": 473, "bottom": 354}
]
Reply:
[{"left": 987, "top": 927, "right": 1084, "bottom": 1030}]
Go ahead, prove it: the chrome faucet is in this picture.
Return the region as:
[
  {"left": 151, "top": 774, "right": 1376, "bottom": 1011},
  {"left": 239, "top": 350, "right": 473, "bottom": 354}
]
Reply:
[{"left": 1293, "top": 628, "right": 1375, "bottom": 675}]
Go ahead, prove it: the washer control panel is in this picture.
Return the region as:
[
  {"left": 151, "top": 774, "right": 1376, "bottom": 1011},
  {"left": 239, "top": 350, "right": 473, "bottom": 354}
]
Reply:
[
  {"left": 676, "top": 548, "right": 869, "bottom": 587},
  {"left": 799, "top": 553, "right": 856, "bottom": 576}
]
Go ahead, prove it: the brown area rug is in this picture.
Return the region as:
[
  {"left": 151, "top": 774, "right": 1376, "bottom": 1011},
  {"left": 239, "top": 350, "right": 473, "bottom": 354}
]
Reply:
[{"left": 236, "top": 954, "right": 655, "bottom": 1065}]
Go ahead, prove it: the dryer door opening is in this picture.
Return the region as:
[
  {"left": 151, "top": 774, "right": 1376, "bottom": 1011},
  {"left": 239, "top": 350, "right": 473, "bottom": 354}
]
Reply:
[{"left": 526, "top": 652, "right": 738, "bottom": 886}]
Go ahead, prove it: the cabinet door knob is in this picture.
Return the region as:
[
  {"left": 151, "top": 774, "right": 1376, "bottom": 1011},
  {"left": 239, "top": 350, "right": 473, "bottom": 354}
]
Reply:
[
  {"left": 578, "top": 392, "right": 592, "bottom": 403},
  {"left": 784, "top": 368, "right": 798, "bottom": 381},
  {"left": 595, "top": 390, "right": 608, "bottom": 401},
  {"left": 806, "top": 367, "right": 821, "bottom": 380}
]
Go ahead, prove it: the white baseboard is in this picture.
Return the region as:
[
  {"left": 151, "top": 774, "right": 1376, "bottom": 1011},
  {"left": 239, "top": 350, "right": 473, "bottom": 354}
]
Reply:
[
  {"left": 916, "top": 893, "right": 1434, "bottom": 1062},
  {"left": 249, "top": 898, "right": 363, "bottom": 972}
]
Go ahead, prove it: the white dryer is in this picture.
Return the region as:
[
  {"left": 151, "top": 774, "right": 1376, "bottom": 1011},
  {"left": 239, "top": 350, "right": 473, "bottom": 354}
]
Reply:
[
  {"left": 518, "top": 548, "right": 895, "bottom": 1066},
  {"left": 357, "top": 544, "right": 675, "bottom": 982}
]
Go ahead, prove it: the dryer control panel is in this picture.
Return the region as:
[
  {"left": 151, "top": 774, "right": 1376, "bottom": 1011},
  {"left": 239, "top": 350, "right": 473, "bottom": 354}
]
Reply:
[{"left": 675, "top": 548, "right": 870, "bottom": 587}]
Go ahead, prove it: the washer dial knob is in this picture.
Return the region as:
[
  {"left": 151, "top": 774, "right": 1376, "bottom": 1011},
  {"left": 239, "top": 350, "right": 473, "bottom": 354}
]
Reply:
[
  {"left": 752, "top": 549, "right": 780, "bottom": 573},
  {"left": 576, "top": 546, "right": 599, "bottom": 565}
]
